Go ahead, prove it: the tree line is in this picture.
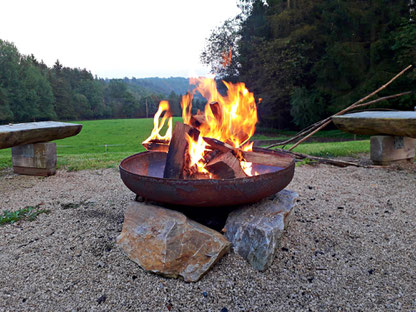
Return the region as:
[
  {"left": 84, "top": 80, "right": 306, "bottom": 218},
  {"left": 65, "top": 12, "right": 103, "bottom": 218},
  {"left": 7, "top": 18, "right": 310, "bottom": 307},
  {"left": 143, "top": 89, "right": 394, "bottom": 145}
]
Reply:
[
  {"left": 202, "top": 0, "right": 416, "bottom": 129},
  {"left": 0, "top": 39, "right": 206, "bottom": 124}
]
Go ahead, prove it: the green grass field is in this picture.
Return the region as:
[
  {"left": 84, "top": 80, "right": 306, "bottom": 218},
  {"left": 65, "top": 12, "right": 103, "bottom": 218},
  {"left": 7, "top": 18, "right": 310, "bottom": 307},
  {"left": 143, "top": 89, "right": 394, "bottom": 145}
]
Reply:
[{"left": 0, "top": 118, "right": 371, "bottom": 171}]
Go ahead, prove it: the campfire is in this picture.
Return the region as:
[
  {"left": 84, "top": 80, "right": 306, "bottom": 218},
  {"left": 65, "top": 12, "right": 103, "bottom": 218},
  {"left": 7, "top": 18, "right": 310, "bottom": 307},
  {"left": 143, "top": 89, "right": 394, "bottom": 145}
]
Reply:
[
  {"left": 117, "top": 77, "right": 297, "bottom": 282},
  {"left": 119, "top": 77, "right": 295, "bottom": 207},
  {"left": 142, "top": 77, "right": 282, "bottom": 180}
]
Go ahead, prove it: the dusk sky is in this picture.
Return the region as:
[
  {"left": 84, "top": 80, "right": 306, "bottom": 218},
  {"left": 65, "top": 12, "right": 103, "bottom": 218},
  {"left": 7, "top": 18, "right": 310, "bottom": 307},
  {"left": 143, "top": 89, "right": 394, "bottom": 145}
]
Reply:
[{"left": 0, "top": 0, "right": 240, "bottom": 78}]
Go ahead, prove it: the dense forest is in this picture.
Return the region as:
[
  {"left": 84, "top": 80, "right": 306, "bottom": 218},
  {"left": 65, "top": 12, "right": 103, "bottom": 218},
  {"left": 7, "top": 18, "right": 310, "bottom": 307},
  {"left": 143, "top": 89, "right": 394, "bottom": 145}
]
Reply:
[
  {"left": 0, "top": 40, "right": 205, "bottom": 124},
  {"left": 202, "top": 0, "right": 416, "bottom": 129},
  {"left": 1, "top": 0, "right": 415, "bottom": 129}
]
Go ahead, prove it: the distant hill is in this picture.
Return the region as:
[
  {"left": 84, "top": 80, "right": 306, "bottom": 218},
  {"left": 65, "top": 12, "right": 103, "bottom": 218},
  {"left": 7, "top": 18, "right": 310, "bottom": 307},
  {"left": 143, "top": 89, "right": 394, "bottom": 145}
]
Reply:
[{"left": 123, "top": 77, "right": 195, "bottom": 96}]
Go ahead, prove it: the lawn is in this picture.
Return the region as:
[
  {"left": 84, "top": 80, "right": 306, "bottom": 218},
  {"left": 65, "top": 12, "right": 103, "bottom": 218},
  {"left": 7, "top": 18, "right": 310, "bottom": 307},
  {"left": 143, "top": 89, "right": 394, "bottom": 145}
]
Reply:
[{"left": 0, "top": 118, "right": 371, "bottom": 170}]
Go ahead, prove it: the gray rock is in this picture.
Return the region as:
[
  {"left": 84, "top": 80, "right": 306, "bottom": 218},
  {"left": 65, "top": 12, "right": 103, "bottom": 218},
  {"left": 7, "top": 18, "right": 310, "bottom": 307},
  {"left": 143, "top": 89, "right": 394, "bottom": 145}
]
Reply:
[
  {"left": 224, "top": 189, "right": 298, "bottom": 271},
  {"left": 117, "top": 201, "right": 231, "bottom": 282}
]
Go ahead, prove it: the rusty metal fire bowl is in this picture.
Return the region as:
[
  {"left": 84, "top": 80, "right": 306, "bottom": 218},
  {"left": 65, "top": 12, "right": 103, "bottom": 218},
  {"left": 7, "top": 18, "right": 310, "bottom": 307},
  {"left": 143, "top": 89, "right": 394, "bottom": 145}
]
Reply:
[{"left": 119, "top": 147, "right": 295, "bottom": 207}]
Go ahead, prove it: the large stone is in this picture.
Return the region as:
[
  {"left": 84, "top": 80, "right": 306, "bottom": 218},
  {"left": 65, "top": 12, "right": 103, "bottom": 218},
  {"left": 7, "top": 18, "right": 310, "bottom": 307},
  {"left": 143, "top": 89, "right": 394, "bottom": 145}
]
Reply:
[
  {"left": 224, "top": 189, "right": 298, "bottom": 271},
  {"left": 117, "top": 201, "right": 231, "bottom": 282},
  {"left": 370, "top": 135, "right": 415, "bottom": 165},
  {"left": 0, "top": 121, "right": 82, "bottom": 149}
]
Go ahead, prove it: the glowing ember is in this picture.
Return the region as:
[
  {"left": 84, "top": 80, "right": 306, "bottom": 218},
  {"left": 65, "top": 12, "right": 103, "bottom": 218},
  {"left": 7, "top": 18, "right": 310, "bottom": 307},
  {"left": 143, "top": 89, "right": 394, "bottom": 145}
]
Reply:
[{"left": 143, "top": 77, "right": 259, "bottom": 178}]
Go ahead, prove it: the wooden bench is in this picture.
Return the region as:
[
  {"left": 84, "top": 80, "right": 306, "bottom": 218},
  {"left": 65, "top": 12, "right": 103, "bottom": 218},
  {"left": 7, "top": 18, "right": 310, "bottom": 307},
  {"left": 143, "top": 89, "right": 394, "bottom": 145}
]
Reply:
[
  {"left": 0, "top": 121, "right": 82, "bottom": 176},
  {"left": 332, "top": 111, "right": 416, "bottom": 165}
]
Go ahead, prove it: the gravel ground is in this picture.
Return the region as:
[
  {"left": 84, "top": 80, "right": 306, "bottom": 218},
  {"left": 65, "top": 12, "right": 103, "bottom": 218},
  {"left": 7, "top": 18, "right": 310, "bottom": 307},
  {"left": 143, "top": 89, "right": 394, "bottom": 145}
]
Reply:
[{"left": 0, "top": 162, "right": 415, "bottom": 312}]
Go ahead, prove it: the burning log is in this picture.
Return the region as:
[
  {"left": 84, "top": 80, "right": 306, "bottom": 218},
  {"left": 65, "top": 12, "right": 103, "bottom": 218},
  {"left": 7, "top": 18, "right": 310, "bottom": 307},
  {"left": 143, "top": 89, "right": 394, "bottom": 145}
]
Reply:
[
  {"left": 163, "top": 122, "right": 199, "bottom": 179},
  {"left": 189, "top": 172, "right": 211, "bottom": 180},
  {"left": 206, "top": 151, "right": 247, "bottom": 179},
  {"left": 142, "top": 139, "right": 169, "bottom": 153},
  {"left": 209, "top": 102, "right": 222, "bottom": 125},
  {"left": 141, "top": 77, "right": 262, "bottom": 180},
  {"left": 203, "top": 137, "right": 235, "bottom": 153},
  {"left": 189, "top": 111, "right": 206, "bottom": 129},
  {"left": 189, "top": 102, "right": 222, "bottom": 130},
  {"left": 204, "top": 149, "right": 220, "bottom": 163},
  {"left": 241, "top": 150, "right": 294, "bottom": 168}
]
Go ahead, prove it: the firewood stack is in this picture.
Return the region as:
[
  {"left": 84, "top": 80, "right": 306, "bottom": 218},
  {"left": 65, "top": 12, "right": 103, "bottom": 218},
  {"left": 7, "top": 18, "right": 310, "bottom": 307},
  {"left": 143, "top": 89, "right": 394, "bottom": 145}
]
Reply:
[{"left": 143, "top": 102, "right": 291, "bottom": 180}]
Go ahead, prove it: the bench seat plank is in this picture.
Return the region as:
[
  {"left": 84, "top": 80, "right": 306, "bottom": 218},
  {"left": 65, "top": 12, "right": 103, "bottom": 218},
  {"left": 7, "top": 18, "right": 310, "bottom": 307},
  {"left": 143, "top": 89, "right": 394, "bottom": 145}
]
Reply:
[
  {"left": 332, "top": 111, "right": 416, "bottom": 138},
  {"left": 0, "top": 121, "right": 82, "bottom": 149}
]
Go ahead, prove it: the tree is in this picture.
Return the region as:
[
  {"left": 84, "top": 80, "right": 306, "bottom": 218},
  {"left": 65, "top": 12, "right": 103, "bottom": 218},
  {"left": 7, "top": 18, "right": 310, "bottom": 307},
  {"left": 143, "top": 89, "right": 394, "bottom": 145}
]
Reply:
[
  {"left": 201, "top": 18, "right": 242, "bottom": 79},
  {"left": 0, "top": 86, "right": 13, "bottom": 122},
  {"left": 73, "top": 93, "right": 92, "bottom": 119},
  {"left": 49, "top": 73, "right": 76, "bottom": 120},
  {"left": 104, "top": 79, "right": 140, "bottom": 118},
  {"left": 18, "top": 56, "right": 56, "bottom": 121},
  {"left": 202, "top": 0, "right": 415, "bottom": 129},
  {"left": 0, "top": 39, "right": 20, "bottom": 122},
  {"left": 167, "top": 91, "right": 181, "bottom": 116}
]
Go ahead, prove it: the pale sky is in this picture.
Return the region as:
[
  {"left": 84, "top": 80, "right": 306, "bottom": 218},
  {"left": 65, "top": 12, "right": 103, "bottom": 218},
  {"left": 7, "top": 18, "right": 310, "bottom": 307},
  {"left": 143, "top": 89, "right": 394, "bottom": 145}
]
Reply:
[{"left": 0, "top": 0, "right": 240, "bottom": 78}]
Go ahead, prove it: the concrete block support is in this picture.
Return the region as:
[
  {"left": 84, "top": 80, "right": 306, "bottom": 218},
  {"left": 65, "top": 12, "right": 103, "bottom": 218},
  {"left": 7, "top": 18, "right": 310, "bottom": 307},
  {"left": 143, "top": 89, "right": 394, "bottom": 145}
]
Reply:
[
  {"left": 370, "top": 135, "right": 415, "bottom": 165},
  {"left": 12, "top": 142, "right": 57, "bottom": 176}
]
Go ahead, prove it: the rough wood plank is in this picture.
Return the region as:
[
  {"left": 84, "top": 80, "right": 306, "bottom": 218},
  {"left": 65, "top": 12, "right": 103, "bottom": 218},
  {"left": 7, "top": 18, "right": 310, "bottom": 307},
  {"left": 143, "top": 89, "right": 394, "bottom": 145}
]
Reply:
[
  {"left": 163, "top": 122, "right": 199, "bottom": 179},
  {"left": 0, "top": 121, "right": 82, "bottom": 149},
  {"left": 332, "top": 111, "right": 416, "bottom": 138}
]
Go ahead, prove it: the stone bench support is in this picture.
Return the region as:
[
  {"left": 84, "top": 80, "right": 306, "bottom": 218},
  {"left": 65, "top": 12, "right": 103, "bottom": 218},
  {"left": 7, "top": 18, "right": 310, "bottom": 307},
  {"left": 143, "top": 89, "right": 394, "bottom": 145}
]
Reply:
[
  {"left": 12, "top": 142, "right": 57, "bottom": 176},
  {"left": 370, "top": 135, "right": 415, "bottom": 165}
]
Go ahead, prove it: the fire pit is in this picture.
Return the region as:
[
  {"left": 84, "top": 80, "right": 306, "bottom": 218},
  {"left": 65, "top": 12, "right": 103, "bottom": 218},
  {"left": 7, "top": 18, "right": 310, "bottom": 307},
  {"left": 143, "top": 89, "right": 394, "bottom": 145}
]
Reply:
[
  {"left": 120, "top": 77, "right": 296, "bottom": 207},
  {"left": 117, "top": 77, "right": 298, "bottom": 281},
  {"left": 119, "top": 147, "right": 295, "bottom": 207}
]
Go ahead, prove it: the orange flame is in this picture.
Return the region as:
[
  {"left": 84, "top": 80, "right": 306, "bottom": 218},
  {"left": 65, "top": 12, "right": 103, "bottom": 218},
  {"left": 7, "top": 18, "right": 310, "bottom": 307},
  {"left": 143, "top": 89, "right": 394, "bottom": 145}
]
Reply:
[
  {"left": 142, "top": 100, "right": 172, "bottom": 144},
  {"left": 186, "top": 78, "right": 257, "bottom": 148},
  {"left": 143, "top": 78, "right": 259, "bottom": 177}
]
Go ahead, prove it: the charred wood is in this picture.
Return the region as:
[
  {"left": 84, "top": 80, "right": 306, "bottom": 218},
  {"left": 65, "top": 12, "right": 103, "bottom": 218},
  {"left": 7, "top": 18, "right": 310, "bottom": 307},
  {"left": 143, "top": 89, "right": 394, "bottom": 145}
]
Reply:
[
  {"left": 206, "top": 151, "right": 247, "bottom": 179},
  {"left": 203, "top": 137, "right": 235, "bottom": 153},
  {"left": 163, "top": 122, "right": 200, "bottom": 179},
  {"left": 209, "top": 102, "right": 222, "bottom": 125},
  {"left": 142, "top": 139, "right": 169, "bottom": 153},
  {"left": 189, "top": 111, "right": 206, "bottom": 129}
]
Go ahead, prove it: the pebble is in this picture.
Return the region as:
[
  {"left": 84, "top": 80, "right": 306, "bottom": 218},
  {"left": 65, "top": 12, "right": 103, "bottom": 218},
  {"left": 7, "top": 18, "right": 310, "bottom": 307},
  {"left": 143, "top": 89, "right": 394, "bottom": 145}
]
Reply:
[{"left": 97, "top": 294, "right": 107, "bottom": 305}]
